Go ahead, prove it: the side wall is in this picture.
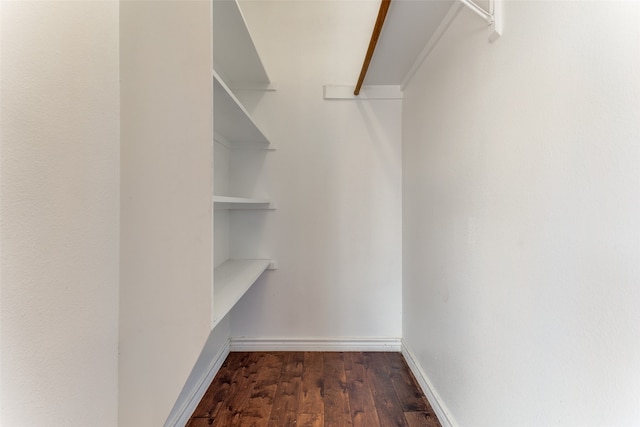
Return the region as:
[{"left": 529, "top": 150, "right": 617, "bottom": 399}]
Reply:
[
  {"left": 119, "top": 1, "right": 215, "bottom": 425},
  {"left": 0, "top": 1, "right": 120, "bottom": 425},
  {"left": 402, "top": 2, "right": 640, "bottom": 426},
  {"left": 229, "top": 0, "right": 403, "bottom": 342}
]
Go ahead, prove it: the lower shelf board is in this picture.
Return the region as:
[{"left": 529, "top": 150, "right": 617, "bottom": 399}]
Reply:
[
  {"left": 213, "top": 195, "right": 275, "bottom": 210},
  {"left": 213, "top": 259, "right": 271, "bottom": 327}
]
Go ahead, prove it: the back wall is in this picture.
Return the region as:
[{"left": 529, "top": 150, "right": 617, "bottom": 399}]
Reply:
[{"left": 230, "top": 0, "right": 403, "bottom": 341}]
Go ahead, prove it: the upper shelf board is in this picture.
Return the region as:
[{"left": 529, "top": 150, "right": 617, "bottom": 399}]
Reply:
[
  {"left": 364, "top": 0, "right": 454, "bottom": 86},
  {"left": 212, "top": 0, "right": 271, "bottom": 88},
  {"left": 214, "top": 71, "right": 271, "bottom": 146}
]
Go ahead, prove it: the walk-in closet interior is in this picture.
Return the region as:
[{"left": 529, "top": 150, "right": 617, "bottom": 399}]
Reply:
[{"left": 1, "top": 0, "right": 638, "bottom": 426}]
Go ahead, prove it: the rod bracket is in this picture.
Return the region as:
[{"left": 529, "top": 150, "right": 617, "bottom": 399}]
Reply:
[{"left": 460, "top": 0, "right": 502, "bottom": 42}]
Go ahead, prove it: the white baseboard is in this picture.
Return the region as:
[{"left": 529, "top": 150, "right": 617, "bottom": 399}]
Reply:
[
  {"left": 165, "top": 338, "right": 231, "bottom": 427},
  {"left": 401, "top": 340, "right": 455, "bottom": 427},
  {"left": 230, "top": 336, "right": 402, "bottom": 352}
]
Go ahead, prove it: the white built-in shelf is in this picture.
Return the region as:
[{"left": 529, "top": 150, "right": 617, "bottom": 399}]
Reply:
[
  {"left": 212, "top": 0, "right": 275, "bottom": 332},
  {"left": 362, "top": 0, "right": 499, "bottom": 89},
  {"left": 213, "top": 259, "right": 270, "bottom": 327},
  {"left": 212, "top": 0, "right": 271, "bottom": 88},
  {"left": 213, "top": 71, "right": 271, "bottom": 146},
  {"left": 213, "top": 195, "right": 274, "bottom": 209},
  {"left": 364, "top": 0, "right": 454, "bottom": 87}
]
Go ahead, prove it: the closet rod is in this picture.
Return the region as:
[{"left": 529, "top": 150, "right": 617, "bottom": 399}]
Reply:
[
  {"left": 459, "top": 0, "right": 493, "bottom": 24},
  {"left": 354, "top": 0, "right": 391, "bottom": 96}
]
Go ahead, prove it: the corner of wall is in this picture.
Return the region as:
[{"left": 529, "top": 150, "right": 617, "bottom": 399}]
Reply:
[{"left": 401, "top": 340, "right": 455, "bottom": 427}]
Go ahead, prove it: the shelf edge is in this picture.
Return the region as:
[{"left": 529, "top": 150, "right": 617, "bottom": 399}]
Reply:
[
  {"left": 213, "top": 69, "right": 272, "bottom": 145},
  {"left": 212, "top": 259, "right": 272, "bottom": 328}
]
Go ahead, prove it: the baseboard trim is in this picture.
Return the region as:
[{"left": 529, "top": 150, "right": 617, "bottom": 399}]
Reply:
[
  {"left": 230, "top": 337, "right": 402, "bottom": 352},
  {"left": 165, "top": 338, "right": 231, "bottom": 427},
  {"left": 401, "top": 340, "right": 455, "bottom": 427}
]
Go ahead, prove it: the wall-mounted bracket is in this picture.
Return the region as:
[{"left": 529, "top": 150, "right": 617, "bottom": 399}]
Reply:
[
  {"left": 459, "top": 0, "right": 502, "bottom": 42},
  {"left": 324, "top": 85, "right": 403, "bottom": 100}
]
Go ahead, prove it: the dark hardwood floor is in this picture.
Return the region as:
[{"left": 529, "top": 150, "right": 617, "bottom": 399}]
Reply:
[{"left": 187, "top": 352, "right": 441, "bottom": 427}]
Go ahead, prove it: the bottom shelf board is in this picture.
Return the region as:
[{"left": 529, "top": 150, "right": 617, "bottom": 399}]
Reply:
[{"left": 213, "top": 259, "right": 271, "bottom": 327}]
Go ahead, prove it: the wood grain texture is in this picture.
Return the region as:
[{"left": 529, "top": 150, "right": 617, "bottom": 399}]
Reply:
[
  {"left": 209, "top": 352, "right": 264, "bottom": 426},
  {"left": 297, "top": 412, "right": 324, "bottom": 427},
  {"left": 387, "top": 352, "right": 431, "bottom": 413},
  {"left": 190, "top": 352, "right": 248, "bottom": 418},
  {"left": 268, "top": 352, "right": 304, "bottom": 427},
  {"left": 299, "top": 352, "right": 324, "bottom": 415},
  {"left": 187, "top": 352, "right": 441, "bottom": 427},
  {"left": 404, "top": 411, "right": 442, "bottom": 427},
  {"left": 366, "top": 352, "right": 408, "bottom": 426},
  {"left": 344, "top": 352, "right": 382, "bottom": 427},
  {"left": 323, "top": 353, "right": 352, "bottom": 427},
  {"left": 238, "top": 353, "right": 284, "bottom": 426}
]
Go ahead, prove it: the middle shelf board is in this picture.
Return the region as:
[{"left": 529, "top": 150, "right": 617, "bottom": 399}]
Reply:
[
  {"left": 213, "top": 71, "right": 271, "bottom": 146},
  {"left": 213, "top": 195, "right": 275, "bottom": 210},
  {"left": 213, "top": 258, "right": 271, "bottom": 328}
]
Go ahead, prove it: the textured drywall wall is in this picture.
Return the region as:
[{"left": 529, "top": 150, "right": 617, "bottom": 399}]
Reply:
[
  {"left": 402, "top": 1, "right": 640, "bottom": 425},
  {"left": 119, "top": 1, "right": 214, "bottom": 425},
  {"left": 229, "top": 0, "right": 403, "bottom": 340},
  {"left": 0, "top": 1, "right": 120, "bottom": 425}
]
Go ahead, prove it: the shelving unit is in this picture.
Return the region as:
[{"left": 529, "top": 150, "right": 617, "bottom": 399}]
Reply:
[{"left": 212, "top": 0, "right": 275, "bottom": 326}]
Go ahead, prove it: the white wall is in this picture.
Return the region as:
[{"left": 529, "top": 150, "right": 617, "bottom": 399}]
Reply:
[
  {"left": 0, "top": 1, "right": 120, "bottom": 425},
  {"left": 402, "top": 2, "right": 640, "bottom": 426},
  {"left": 119, "top": 1, "right": 215, "bottom": 425},
  {"left": 229, "top": 0, "right": 403, "bottom": 341}
]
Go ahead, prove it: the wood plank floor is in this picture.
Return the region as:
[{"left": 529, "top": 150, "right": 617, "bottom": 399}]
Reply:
[{"left": 187, "top": 352, "right": 441, "bottom": 427}]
